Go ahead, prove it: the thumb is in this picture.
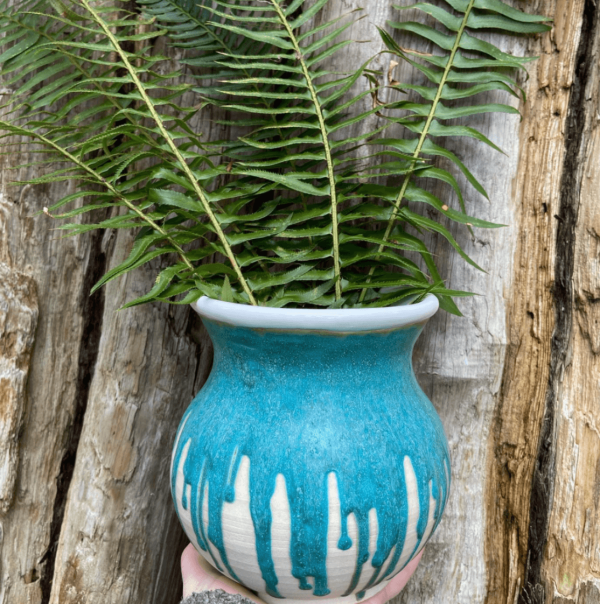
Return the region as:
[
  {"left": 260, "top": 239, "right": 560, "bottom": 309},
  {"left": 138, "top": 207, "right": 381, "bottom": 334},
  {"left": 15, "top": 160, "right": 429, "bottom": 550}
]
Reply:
[{"left": 181, "top": 544, "right": 263, "bottom": 603}]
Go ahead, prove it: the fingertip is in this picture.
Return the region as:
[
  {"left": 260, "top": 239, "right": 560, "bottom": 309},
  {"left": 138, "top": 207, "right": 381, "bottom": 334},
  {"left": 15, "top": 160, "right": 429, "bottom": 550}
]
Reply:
[
  {"left": 384, "top": 549, "right": 423, "bottom": 598},
  {"left": 181, "top": 542, "right": 198, "bottom": 570}
]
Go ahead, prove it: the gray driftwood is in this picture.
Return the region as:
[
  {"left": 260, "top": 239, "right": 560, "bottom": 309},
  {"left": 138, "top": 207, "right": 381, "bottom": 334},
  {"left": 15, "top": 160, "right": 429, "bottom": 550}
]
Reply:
[{"left": 1, "top": 1, "right": 599, "bottom": 603}]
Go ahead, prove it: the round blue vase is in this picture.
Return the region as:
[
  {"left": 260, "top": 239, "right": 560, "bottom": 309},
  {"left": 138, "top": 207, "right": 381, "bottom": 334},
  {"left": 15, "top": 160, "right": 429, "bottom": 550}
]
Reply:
[{"left": 171, "top": 296, "right": 450, "bottom": 604}]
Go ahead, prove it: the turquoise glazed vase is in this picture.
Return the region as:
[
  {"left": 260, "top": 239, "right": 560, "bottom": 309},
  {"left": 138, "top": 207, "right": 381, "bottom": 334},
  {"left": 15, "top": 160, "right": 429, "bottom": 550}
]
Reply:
[{"left": 171, "top": 296, "right": 450, "bottom": 604}]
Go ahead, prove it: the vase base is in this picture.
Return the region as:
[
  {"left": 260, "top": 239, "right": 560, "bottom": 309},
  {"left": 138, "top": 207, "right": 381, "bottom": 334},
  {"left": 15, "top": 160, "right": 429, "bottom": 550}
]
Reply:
[{"left": 258, "top": 581, "right": 389, "bottom": 604}]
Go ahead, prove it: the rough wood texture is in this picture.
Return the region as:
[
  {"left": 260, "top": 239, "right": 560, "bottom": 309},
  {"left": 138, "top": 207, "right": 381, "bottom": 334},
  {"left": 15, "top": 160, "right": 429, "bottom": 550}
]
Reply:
[
  {"left": 48, "top": 229, "right": 211, "bottom": 604},
  {"left": 541, "top": 2, "right": 600, "bottom": 601},
  {"left": 0, "top": 262, "right": 37, "bottom": 514},
  {"left": 0, "top": 106, "right": 210, "bottom": 603},
  {"left": 1, "top": 1, "right": 599, "bottom": 603},
  {"left": 0, "top": 169, "right": 112, "bottom": 604},
  {"left": 481, "top": 1, "right": 581, "bottom": 602},
  {"left": 482, "top": 1, "right": 600, "bottom": 603}
]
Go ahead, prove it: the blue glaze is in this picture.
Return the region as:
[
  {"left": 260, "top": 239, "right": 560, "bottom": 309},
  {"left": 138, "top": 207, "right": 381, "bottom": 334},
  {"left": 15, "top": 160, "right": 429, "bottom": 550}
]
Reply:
[{"left": 171, "top": 319, "right": 451, "bottom": 600}]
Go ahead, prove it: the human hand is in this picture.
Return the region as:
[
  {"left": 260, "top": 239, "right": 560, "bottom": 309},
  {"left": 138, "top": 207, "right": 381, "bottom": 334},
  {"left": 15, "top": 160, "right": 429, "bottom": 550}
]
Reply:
[{"left": 181, "top": 543, "right": 423, "bottom": 604}]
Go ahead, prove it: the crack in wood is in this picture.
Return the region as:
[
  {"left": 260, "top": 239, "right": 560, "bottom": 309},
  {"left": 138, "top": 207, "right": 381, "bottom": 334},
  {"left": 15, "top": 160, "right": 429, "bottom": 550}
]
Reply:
[
  {"left": 38, "top": 228, "right": 108, "bottom": 604},
  {"left": 518, "top": 2, "right": 599, "bottom": 602}
]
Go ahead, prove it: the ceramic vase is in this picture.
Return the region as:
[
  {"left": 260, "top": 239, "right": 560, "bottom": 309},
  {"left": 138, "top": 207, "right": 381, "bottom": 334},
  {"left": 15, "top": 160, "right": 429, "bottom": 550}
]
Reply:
[{"left": 171, "top": 295, "right": 450, "bottom": 604}]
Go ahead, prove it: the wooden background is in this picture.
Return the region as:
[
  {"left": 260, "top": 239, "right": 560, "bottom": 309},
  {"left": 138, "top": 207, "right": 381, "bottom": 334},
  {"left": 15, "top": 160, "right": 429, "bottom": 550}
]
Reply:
[{"left": 1, "top": 0, "right": 599, "bottom": 602}]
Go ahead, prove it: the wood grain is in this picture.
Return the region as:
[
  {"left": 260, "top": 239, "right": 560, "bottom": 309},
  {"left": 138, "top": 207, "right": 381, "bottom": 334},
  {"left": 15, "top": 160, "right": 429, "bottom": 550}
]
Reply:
[
  {"left": 1, "top": 1, "right": 599, "bottom": 603},
  {"left": 0, "top": 262, "right": 37, "bottom": 514},
  {"left": 542, "top": 2, "right": 600, "bottom": 599},
  {"left": 48, "top": 229, "right": 210, "bottom": 604},
  {"left": 483, "top": 2, "right": 600, "bottom": 603},
  {"left": 482, "top": 0, "right": 578, "bottom": 601},
  {"left": 0, "top": 146, "right": 112, "bottom": 603}
]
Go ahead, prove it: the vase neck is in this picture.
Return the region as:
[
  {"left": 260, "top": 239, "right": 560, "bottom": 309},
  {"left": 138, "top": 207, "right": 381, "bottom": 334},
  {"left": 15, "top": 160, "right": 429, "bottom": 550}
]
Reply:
[{"left": 204, "top": 320, "right": 424, "bottom": 377}]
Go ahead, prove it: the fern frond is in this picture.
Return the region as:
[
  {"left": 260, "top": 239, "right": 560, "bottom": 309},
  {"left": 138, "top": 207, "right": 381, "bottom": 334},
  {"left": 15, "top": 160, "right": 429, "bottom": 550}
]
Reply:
[
  {"left": 0, "top": 0, "right": 261, "bottom": 305},
  {"left": 355, "top": 0, "right": 551, "bottom": 303},
  {"left": 0, "top": 0, "right": 549, "bottom": 310},
  {"left": 78, "top": 0, "right": 256, "bottom": 304}
]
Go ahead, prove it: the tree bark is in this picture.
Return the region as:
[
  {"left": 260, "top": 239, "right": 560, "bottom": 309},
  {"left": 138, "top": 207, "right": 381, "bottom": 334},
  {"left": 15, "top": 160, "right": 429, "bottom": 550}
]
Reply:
[{"left": 0, "top": 1, "right": 598, "bottom": 603}]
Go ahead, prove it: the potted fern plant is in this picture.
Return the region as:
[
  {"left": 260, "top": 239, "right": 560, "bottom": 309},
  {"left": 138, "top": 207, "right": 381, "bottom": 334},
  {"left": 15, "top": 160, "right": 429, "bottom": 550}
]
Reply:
[{"left": 0, "top": 0, "right": 550, "bottom": 601}]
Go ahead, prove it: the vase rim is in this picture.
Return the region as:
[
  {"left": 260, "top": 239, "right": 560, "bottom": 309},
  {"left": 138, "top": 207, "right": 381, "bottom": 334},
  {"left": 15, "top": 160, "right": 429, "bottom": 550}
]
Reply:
[{"left": 192, "top": 294, "right": 439, "bottom": 332}]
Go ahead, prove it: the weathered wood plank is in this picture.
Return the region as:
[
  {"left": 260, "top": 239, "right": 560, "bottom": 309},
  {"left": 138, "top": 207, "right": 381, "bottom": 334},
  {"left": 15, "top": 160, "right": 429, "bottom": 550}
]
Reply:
[
  {"left": 0, "top": 169, "right": 107, "bottom": 604},
  {"left": 542, "top": 2, "right": 600, "bottom": 599},
  {"left": 482, "top": 2, "right": 600, "bottom": 603},
  {"left": 0, "top": 263, "right": 38, "bottom": 514},
  {"left": 48, "top": 227, "right": 209, "bottom": 604},
  {"left": 481, "top": 0, "right": 581, "bottom": 600}
]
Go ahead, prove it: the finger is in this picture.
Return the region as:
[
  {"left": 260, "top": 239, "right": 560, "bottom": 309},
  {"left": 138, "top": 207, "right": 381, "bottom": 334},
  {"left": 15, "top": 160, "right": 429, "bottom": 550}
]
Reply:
[
  {"left": 361, "top": 550, "right": 423, "bottom": 604},
  {"left": 181, "top": 544, "right": 264, "bottom": 604}
]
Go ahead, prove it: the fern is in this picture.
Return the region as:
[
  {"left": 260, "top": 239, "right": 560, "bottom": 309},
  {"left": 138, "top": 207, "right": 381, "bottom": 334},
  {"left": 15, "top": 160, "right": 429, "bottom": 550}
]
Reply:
[
  {"left": 0, "top": 0, "right": 550, "bottom": 311},
  {"left": 359, "top": 0, "right": 551, "bottom": 308}
]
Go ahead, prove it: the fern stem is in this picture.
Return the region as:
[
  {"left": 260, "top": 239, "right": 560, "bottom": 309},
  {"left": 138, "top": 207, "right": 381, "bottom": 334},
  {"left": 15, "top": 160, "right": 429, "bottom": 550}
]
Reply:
[
  {"left": 269, "top": 0, "right": 342, "bottom": 300},
  {"left": 358, "top": 0, "right": 476, "bottom": 304},
  {"left": 80, "top": 0, "right": 257, "bottom": 305}
]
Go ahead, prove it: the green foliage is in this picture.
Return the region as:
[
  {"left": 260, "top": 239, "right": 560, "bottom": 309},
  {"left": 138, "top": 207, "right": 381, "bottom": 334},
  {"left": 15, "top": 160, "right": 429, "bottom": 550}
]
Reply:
[{"left": 0, "top": 0, "right": 550, "bottom": 311}]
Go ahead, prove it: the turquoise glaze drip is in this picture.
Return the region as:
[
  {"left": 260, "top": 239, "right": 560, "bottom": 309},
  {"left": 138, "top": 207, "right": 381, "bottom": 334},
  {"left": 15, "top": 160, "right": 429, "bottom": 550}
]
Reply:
[{"left": 171, "top": 319, "right": 451, "bottom": 599}]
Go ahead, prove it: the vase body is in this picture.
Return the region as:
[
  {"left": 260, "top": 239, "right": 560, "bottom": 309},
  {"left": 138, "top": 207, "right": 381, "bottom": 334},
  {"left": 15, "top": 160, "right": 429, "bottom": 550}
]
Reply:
[{"left": 171, "top": 296, "right": 450, "bottom": 603}]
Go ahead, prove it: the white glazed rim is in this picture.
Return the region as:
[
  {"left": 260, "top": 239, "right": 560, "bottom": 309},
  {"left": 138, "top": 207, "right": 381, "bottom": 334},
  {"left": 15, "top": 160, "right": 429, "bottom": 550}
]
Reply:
[{"left": 192, "top": 294, "right": 439, "bottom": 332}]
